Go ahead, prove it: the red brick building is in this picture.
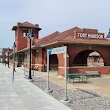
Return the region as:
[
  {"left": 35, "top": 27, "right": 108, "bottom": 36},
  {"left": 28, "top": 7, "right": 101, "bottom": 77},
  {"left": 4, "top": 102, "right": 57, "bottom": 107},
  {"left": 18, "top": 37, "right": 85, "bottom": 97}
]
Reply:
[
  {"left": 11, "top": 21, "right": 110, "bottom": 76},
  {"left": 0, "top": 48, "right": 12, "bottom": 64}
]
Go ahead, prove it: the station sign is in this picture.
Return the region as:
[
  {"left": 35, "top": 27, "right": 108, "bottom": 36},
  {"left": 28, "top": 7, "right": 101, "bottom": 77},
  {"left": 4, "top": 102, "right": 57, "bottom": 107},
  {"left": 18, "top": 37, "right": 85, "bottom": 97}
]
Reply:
[
  {"left": 48, "top": 46, "right": 66, "bottom": 55},
  {"left": 78, "top": 33, "right": 104, "bottom": 39},
  {"left": 47, "top": 46, "right": 69, "bottom": 102}
]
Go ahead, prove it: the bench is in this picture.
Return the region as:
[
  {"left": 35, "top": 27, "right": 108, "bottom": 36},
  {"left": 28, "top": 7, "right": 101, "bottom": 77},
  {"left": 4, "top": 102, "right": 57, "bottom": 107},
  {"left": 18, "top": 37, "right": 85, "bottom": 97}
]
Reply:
[
  {"left": 67, "top": 73, "right": 87, "bottom": 83},
  {"left": 85, "top": 71, "right": 101, "bottom": 77},
  {"left": 33, "top": 66, "right": 38, "bottom": 71}
]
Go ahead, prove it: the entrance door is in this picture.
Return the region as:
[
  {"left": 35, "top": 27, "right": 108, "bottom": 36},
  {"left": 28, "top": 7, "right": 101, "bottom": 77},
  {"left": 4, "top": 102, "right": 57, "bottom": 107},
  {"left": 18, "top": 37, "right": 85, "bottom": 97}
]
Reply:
[{"left": 19, "top": 54, "right": 24, "bottom": 67}]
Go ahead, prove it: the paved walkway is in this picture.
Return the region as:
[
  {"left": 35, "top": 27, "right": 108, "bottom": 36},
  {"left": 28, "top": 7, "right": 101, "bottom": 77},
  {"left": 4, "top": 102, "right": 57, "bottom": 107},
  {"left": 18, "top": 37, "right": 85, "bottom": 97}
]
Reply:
[{"left": 0, "top": 64, "right": 71, "bottom": 110}]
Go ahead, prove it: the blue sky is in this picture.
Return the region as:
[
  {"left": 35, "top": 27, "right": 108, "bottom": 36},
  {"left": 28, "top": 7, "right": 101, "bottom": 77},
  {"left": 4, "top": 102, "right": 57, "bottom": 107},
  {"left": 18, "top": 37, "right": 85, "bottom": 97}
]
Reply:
[{"left": 0, "top": 0, "right": 110, "bottom": 48}]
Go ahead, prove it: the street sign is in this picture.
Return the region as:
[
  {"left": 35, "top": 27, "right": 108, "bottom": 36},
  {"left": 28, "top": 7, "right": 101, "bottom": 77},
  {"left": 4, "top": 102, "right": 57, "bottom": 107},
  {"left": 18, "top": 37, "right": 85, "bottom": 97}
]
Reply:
[
  {"left": 48, "top": 46, "right": 66, "bottom": 55},
  {"left": 46, "top": 46, "right": 70, "bottom": 103}
]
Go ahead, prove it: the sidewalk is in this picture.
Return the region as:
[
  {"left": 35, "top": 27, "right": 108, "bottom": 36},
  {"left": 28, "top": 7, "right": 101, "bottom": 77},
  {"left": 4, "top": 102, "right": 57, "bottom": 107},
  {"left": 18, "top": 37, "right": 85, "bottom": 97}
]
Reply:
[{"left": 0, "top": 64, "right": 71, "bottom": 110}]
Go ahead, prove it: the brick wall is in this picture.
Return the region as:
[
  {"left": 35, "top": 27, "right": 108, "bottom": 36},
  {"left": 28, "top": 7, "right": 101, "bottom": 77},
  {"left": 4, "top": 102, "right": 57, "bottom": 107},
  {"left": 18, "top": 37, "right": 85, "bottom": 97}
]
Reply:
[
  {"left": 68, "top": 45, "right": 110, "bottom": 66},
  {"left": 15, "top": 28, "right": 27, "bottom": 51}
]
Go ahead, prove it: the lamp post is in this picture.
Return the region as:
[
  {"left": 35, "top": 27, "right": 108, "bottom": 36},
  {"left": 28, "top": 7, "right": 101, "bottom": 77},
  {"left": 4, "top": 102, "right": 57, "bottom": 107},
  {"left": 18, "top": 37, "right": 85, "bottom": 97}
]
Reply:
[
  {"left": 26, "top": 29, "right": 35, "bottom": 80},
  {"left": 12, "top": 42, "right": 16, "bottom": 83},
  {"left": 7, "top": 48, "right": 10, "bottom": 68}
]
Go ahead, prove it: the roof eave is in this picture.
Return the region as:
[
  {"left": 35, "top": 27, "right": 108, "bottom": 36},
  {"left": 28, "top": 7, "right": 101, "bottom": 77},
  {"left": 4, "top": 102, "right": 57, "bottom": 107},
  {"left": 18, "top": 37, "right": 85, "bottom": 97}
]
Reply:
[
  {"left": 39, "top": 41, "right": 65, "bottom": 48},
  {"left": 12, "top": 26, "right": 41, "bottom": 31},
  {"left": 19, "top": 26, "right": 41, "bottom": 31},
  {"left": 60, "top": 42, "right": 110, "bottom": 46},
  {"left": 40, "top": 41, "right": 59, "bottom": 47},
  {"left": 12, "top": 26, "right": 17, "bottom": 30},
  {"left": 18, "top": 48, "right": 29, "bottom": 53}
]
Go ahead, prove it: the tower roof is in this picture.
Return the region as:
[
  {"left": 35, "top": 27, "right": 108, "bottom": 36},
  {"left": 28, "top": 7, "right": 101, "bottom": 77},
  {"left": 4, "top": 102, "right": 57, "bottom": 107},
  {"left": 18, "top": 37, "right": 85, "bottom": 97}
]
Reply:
[{"left": 12, "top": 21, "right": 41, "bottom": 31}]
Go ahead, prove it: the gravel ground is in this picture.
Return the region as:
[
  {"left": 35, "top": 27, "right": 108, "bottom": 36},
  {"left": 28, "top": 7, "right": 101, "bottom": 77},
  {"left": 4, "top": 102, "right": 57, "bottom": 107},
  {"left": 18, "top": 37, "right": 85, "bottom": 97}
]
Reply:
[{"left": 32, "top": 76, "right": 110, "bottom": 110}]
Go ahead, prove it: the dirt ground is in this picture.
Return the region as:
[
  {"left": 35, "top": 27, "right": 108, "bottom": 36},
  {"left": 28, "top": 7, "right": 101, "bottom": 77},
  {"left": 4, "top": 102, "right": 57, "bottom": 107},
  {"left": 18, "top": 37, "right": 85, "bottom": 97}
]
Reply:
[{"left": 35, "top": 71, "right": 110, "bottom": 98}]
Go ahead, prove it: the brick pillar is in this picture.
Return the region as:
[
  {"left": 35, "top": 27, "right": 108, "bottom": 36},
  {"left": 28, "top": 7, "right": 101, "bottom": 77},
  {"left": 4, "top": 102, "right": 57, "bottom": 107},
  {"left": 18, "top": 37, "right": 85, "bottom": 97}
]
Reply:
[
  {"left": 32, "top": 50, "right": 36, "bottom": 69},
  {"left": 38, "top": 49, "right": 44, "bottom": 71},
  {"left": 57, "top": 53, "right": 69, "bottom": 76}
]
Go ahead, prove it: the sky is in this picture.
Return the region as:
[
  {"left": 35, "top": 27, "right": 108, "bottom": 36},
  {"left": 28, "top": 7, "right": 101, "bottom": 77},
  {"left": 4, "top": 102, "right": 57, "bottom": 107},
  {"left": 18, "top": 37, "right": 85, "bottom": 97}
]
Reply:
[{"left": 0, "top": 0, "right": 110, "bottom": 48}]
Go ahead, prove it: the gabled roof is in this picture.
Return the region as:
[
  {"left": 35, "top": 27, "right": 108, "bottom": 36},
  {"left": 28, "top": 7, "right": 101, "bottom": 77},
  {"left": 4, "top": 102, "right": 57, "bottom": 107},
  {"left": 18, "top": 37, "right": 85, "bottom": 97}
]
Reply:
[
  {"left": 36, "top": 31, "right": 60, "bottom": 46},
  {"left": 35, "top": 26, "right": 110, "bottom": 47},
  {"left": 46, "top": 27, "right": 81, "bottom": 43},
  {"left": 36, "top": 27, "right": 82, "bottom": 47},
  {"left": 12, "top": 21, "right": 41, "bottom": 31},
  {"left": 21, "top": 21, "right": 39, "bottom": 28}
]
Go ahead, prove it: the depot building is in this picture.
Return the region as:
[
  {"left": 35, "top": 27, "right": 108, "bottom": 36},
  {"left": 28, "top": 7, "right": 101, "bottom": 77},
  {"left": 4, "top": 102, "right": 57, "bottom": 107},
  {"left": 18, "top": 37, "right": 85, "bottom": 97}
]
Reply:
[{"left": 10, "top": 22, "right": 110, "bottom": 76}]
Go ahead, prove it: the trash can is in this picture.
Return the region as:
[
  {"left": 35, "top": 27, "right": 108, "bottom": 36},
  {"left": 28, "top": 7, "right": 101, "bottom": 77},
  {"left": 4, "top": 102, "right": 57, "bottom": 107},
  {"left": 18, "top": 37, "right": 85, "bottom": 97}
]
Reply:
[{"left": 44, "top": 64, "right": 46, "bottom": 72}]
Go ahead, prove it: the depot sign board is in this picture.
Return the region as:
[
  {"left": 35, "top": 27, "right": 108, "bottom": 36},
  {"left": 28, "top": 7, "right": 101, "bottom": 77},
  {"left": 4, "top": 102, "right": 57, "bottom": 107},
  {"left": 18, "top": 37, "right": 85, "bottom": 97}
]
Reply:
[
  {"left": 48, "top": 46, "right": 66, "bottom": 55},
  {"left": 47, "top": 46, "right": 69, "bottom": 101},
  {"left": 78, "top": 33, "right": 104, "bottom": 39}
]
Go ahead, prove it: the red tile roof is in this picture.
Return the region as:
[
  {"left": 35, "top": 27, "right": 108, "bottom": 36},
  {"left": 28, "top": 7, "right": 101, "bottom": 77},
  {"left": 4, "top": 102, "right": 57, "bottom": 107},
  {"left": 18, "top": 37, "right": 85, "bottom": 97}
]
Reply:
[
  {"left": 35, "top": 27, "right": 110, "bottom": 47},
  {"left": 46, "top": 27, "right": 81, "bottom": 43},
  {"left": 60, "top": 36, "right": 110, "bottom": 46},
  {"left": 32, "top": 39, "right": 40, "bottom": 45},
  {"left": 35, "top": 27, "right": 81, "bottom": 47},
  {"left": 12, "top": 21, "right": 41, "bottom": 30},
  {"left": 19, "top": 21, "right": 39, "bottom": 28},
  {"left": 36, "top": 31, "right": 60, "bottom": 46}
]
